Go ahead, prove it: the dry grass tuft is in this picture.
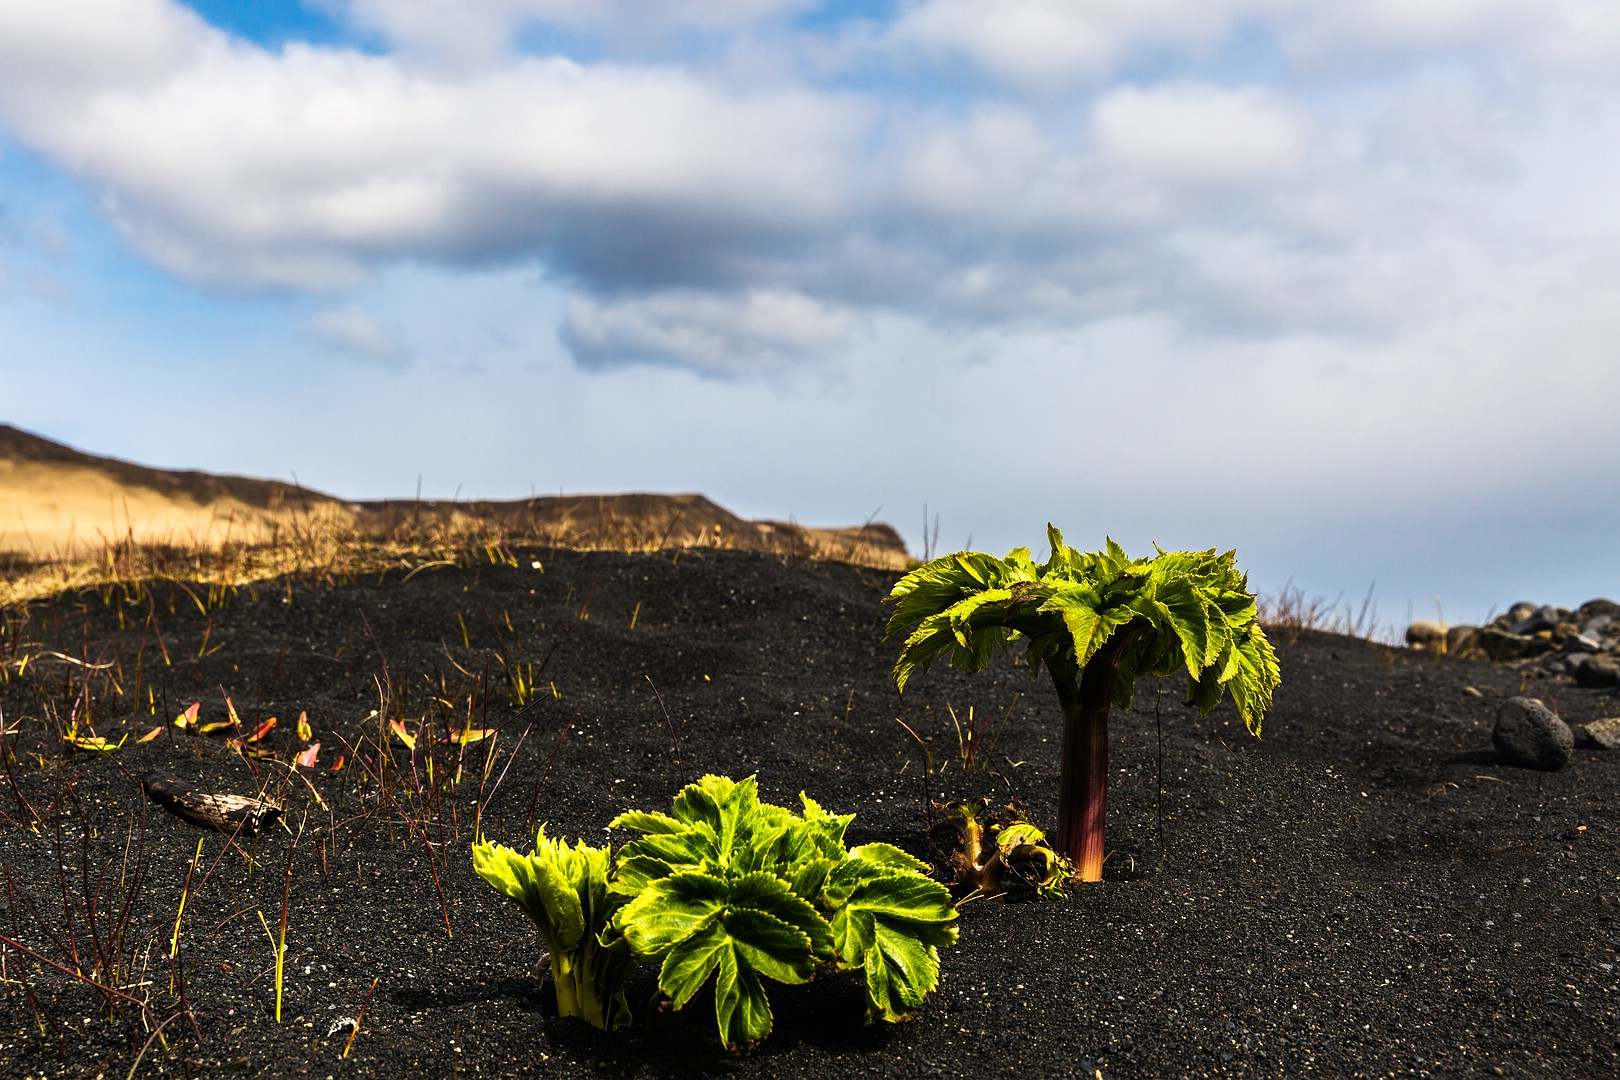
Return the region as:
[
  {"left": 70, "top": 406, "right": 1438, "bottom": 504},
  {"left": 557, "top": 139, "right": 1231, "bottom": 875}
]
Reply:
[{"left": 1259, "top": 580, "right": 1392, "bottom": 645}]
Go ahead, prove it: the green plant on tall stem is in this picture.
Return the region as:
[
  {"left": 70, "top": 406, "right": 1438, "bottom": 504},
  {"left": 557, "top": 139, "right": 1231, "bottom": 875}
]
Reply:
[{"left": 886, "top": 527, "right": 1280, "bottom": 882}]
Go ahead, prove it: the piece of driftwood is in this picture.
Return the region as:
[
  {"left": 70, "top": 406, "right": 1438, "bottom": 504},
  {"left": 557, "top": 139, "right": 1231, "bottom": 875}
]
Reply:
[{"left": 141, "top": 770, "right": 283, "bottom": 835}]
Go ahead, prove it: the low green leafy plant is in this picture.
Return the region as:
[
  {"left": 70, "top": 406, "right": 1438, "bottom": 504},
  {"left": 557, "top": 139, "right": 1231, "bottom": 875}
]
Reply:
[
  {"left": 931, "top": 799, "right": 1071, "bottom": 901},
  {"left": 887, "top": 528, "right": 1280, "bottom": 882},
  {"left": 472, "top": 774, "right": 958, "bottom": 1053}
]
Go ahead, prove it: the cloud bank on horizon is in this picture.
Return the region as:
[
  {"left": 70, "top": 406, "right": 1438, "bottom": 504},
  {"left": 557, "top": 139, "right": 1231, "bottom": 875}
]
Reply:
[{"left": 1, "top": 0, "right": 1617, "bottom": 624}]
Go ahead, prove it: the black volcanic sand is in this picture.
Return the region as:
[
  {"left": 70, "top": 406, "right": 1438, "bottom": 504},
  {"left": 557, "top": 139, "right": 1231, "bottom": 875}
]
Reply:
[{"left": 1, "top": 549, "right": 1617, "bottom": 1078}]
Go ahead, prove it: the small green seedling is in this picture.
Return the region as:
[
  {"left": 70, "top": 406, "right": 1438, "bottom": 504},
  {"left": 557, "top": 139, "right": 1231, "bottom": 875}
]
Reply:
[
  {"left": 932, "top": 799, "right": 1070, "bottom": 900},
  {"left": 887, "top": 528, "right": 1279, "bottom": 882},
  {"left": 471, "top": 827, "right": 633, "bottom": 1030}
]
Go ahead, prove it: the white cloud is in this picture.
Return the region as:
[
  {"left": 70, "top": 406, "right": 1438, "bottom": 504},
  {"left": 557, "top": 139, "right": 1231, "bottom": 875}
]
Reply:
[
  {"left": 892, "top": 105, "right": 1056, "bottom": 218},
  {"left": 308, "top": 304, "right": 412, "bottom": 369},
  {"left": 561, "top": 288, "right": 854, "bottom": 376},
  {"left": 0, "top": 0, "right": 210, "bottom": 104},
  {"left": 0, "top": 24, "right": 862, "bottom": 294},
  {"left": 1277, "top": 0, "right": 1620, "bottom": 71},
  {"left": 1092, "top": 82, "right": 1310, "bottom": 185},
  {"left": 2, "top": 0, "right": 1619, "bottom": 381},
  {"left": 885, "top": 0, "right": 1268, "bottom": 91},
  {"left": 1278, "top": 0, "right": 1524, "bottom": 60}
]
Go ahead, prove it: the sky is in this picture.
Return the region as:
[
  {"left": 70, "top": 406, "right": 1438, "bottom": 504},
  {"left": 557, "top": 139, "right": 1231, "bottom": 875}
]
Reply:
[{"left": 2, "top": 0, "right": 1618, "bottom": 632}]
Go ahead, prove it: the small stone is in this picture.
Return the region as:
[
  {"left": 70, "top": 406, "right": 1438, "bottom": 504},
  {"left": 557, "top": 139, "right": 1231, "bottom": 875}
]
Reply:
[
  {"left": 1563, "top": 632, "right": 1603, "bottom": 653},
  {"left": 1581, "top": 718, "right": 1620, "bottom": 752},
  {"left": 1406, "top": 620, "right": 1448, "bottom": 649},
  {"left": 1510, "top": 605, "right": 1569, "bottom": 636},
  {"left": 1493, "top": 696, "right": 1574, "bottom": 770},
  {"left": 1446, "top": 626, "right": 1479, "bottom": 657},
  {"left": 1499, "top": 602, "right": 1538, "bottom": 629},
  {"left": 1475, "top": 627, "right": 1548, "bottom": 661},
  {"left": 1573, "top": 655, "right": 1620, "bottom": 689}
]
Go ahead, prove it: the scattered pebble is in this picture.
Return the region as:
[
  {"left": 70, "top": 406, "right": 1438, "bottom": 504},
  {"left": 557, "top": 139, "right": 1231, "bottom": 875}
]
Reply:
[{"left": 1493, "top": 696, "right": 1574, "bottom": 770}]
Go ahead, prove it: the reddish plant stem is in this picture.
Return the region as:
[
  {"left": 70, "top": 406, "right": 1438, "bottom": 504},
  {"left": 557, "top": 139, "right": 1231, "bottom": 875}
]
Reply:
[
  {"left": 1052, "top": 628, "right": 1140, "bottom": 881},
  {"left": 1056, "top": 698, "right": 1109, "bottom": 881}
]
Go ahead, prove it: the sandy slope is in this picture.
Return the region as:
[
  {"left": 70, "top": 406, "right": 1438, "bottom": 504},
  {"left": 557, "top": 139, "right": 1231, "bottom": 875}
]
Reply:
[
  {"left": 0, "top": 424, "right": 357, "bottom": 555},
  {"left": 0, "top": 424, "right": 909, "bottom": 569}
]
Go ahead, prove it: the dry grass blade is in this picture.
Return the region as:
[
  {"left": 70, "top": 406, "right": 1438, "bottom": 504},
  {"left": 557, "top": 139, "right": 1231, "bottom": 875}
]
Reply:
[{"left": 1259, "top": 580, "right": 1392, "bottom": 644}]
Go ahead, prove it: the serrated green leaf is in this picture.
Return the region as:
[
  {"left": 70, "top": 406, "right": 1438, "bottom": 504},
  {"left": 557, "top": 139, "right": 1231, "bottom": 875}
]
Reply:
[
  {"left": 1045, "top": 524, "right": 1066, "bottom": 563},
  {"left": 1101, "top": 536, "right": 1131, "bottom": 577},
  {"left": 725, "top": 907, "right": 818, "bottom": 985},
  {"left": 886, "top": 551, "right": 1012, "bottom": 641},
  {"left": 609, "top": 824, "right": 721, "bottom": 894},
  {"left": 671, "top": 774, "right": 758, "bottom": 863},
  {"left": 608, "top": 809, "right": 684, "bottom": 834},
  {"left": 788, "top": 857, "right": 837, "bottom": 904},
  {"left": 1151, "top": 578, "right": 1211, "bottom": 675},
  {"left": 861, "top": 920, "right": 944, "bottom": 1021},
  {"left": 650, "top": 901, "right": 815, "bottom": 1052},
  {"left": 828, "top": 862, "right": 958, "bottom": 1022},
  {"left": 615, "top": 872, "right": 731, "bottom": 956},
  {"left": 846, "top": 842, "right": 931, "bottom": 875},
  {"left": 823, "top": 841, "right": 935, "bottom": 912},
  {"left": 1046, "top": 592, "right": 1138, "bottom": 670},
  {"left": 656, "top": 913, "right": 728, "bottom": 1007},
  {"left": 713, "top": 941, "right": 773, "bottom": 1052},
  {"left": 799, "top": 793, "right": 855, "bottom": 850},
  {"left": 894, "top": 609, "right": 1017, "bottom": 694},
  {"left": 1228, "top": 626, "right": 1280, "bottom": 736},
  {"left": 729, "top": 873, "right": 834, "bottom": 961},
  {"left": 834, "top": 868, "right": 958, "bottom": 929},
  {"left": 1187, "top": 658, "right": 1225, "bottom": 715}
]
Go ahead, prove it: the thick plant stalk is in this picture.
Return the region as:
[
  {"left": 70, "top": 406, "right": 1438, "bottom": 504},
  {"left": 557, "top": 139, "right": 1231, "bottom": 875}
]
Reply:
[
  {"left": 1056, "top": 698, "right": 1109, "bottom": 880},
  {"left": 550, "top": 934, "right": 625, "bottom": 1029},
  {"left": 1053, "top": 630, "right": 1137, "bottom": 881}
]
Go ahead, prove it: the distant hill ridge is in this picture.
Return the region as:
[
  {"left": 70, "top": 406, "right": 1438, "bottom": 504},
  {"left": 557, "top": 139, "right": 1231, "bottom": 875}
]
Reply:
[
  {"left": 0, "top": 424, "right": 910, "bottom": 570},
  {"left": 0, "top": 423, "right": 348, "bottom": 514}
]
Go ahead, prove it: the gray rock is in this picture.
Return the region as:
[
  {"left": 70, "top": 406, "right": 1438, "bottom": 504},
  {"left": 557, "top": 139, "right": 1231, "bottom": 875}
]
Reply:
[
  {"left": 1509, "top": 605, "right": 1567, "bottom": 636},
  {"left": 1493, "top": 697, "right": 1574, "bottom": 770},
  {"left": 1500, "top": 602, "right": 1538, "bottom": 628},
  {"left": 1445, "top": 625, "right": 1479, "bottom": 658},
  {"left": 1475, "top": 627, "right": 1551, "bottom": 661},
  {"left": 1578, "top": 598, "right": 1620, "bottom": 622},
  {"left": 1581, "top": 717, "right": 1620, "bottom": 752},
  {"left": 1573, "top": 655, "right": 1620, "bottom": 689},
  {"left": 1580, "top": 613, "right": 1614, "bottom": 639}
]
